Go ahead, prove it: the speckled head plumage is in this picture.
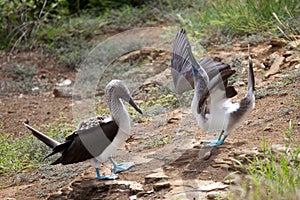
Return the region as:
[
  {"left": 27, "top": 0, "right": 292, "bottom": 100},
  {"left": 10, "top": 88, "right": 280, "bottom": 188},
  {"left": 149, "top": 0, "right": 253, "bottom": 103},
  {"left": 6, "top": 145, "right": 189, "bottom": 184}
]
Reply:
[
  {"left": 105, "top": 80, "right": 130, "bottom": 102},
  {"left": 105, "top": 80, "right": 142, "bottom": 114}
]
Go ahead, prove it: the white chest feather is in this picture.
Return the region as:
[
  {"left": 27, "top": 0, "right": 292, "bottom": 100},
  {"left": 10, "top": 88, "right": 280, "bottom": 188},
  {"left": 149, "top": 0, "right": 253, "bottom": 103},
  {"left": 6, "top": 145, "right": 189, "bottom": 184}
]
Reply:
[{"left": 192, "top": 88, "right": 240, "bottom": 132}]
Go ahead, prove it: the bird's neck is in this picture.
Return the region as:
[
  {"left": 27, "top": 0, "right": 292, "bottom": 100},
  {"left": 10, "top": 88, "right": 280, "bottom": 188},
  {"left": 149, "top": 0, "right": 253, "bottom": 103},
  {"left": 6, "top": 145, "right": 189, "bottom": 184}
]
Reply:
[{"left": 109, "top": 97, "right": 131, "bottom": 135}]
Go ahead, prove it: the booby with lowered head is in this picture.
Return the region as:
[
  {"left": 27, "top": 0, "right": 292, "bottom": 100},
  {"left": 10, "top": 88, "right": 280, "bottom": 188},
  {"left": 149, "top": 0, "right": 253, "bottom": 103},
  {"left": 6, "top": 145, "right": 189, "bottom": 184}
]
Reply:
[
  {"left": 24, "top": 80, "right": 142, "bottom": 179},
  {"left": 171, "top": 29, "right": 255, "bottom": 146}
]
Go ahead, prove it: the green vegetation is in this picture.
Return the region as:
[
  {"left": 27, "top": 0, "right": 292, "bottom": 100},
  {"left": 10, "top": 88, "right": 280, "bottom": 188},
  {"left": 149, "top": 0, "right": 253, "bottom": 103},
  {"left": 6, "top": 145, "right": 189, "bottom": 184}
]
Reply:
[
  {"left": 1, "top": 0, "right": 299, "bottom": 67},
  {"left": 170, "top": 0, "right": 300, "bottom": 46},
  {"left": 230, "top": 121, "right": 300, "bottom": 199},
  {"left": 144, "top": 86, "right": 179, "bottom": 109},
  {"left": 145, "top": 135, "right": 174, "bottom": 148},
  {"left": 0, "top": 115, "right": 75, "bottom": 176}
]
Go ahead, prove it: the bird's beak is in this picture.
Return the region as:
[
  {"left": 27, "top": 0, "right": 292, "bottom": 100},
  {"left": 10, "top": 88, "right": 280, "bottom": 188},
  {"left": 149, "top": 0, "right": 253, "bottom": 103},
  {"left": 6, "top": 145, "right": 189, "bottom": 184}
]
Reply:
[{"left": 129, "top": 97, "right": 143, "bottom": 114}]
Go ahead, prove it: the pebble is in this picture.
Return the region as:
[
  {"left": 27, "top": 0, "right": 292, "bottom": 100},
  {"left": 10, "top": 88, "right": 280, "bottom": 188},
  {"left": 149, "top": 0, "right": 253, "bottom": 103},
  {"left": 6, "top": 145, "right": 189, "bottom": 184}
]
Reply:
[
  {"left": 153, "top": 181, "right": 170, "bottom": 191},
  {"left": 206, "top": 192, "right": 224, "bottom": 199},
  {"left": 264, "top": 116, "right": 274, "bottom": 122},
  {"left": 197, "top": 182, "right": 228, "bottom": 192},
  {"left": 145, "top": 172, "right": 169, "bottom": 184},
  {"left": 56, "top": 79, "right": 72, "bottom": 87},
  {"left": 271, "top": 144, "right": 287, "bottom": 153},
  {"left": 201, "top": 150, "right": 212, "bottom": 160},
  {"left": 263, "top": 124, "right": 272, "bottom": 131}
]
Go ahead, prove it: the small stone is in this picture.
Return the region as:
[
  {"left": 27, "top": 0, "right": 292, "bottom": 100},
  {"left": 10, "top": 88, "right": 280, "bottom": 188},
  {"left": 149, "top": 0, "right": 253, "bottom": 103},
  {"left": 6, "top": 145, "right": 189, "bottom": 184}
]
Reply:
[
  {"left": 283, "top": 51, "right": 293, "bottom": 57},
  {"left": 223, "top": 179, "right": 235, "bottom": 185},
  {"left": 201, "top": 150, "right": 212, "bottom": 160},
  {"left": 264, "top": 116, "right": 274, "bottom": 122},
  {"left": 265, "top": 54, "right": 285, "bottom": 78},
  {"left": 13, "top": 174, "right": 28, "bottom": 185},
  {"left": 153, "top": 181, "right": 170, "bottom": 191},
  {"left": 145, "top": 172, "right": 169, "bottom": 184},
  {"left": 288, "top": 39, "right": 300, "bottom": 49},
  {"left": 264, "top": 124, "right": 272, "bottom": 131},
  {"left": 197, "top": 182, "right": 228, "bottom": 192},
  {"left": 31, "top": 86, "right": 40, "bottom": 92},
  {"left": 129, "top": 195, "right": 137, "bottom": 200},
  {"left": 206, "top": 192, "right": 224, "bottom": 199},
  {"left": 233, "top": 81, "right": 245, "bottom": 87},
  {"left": 271, "top": 144, "right": 287, "bottom": 153},
  {"left": 212, "top": 163, "right": 230, "bottom": 170},
  {"left": 56, "top": 79, "right": 72, "bottom": 87},
  {"left": 214, "top": 159, "right": 232, "bottom": 165}
]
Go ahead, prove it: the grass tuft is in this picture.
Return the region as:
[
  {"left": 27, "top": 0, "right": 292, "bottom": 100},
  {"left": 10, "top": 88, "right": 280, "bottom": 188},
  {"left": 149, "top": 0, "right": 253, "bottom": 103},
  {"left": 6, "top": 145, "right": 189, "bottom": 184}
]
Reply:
[
  {"left": 229, "top": 121, "right": 300, "bottom": 200},
  {"left": 0, "top": 114, "right": 74, "bottom": 176},
  {"left": 170, "top": 0, "right": 300, "bottom": 46}
]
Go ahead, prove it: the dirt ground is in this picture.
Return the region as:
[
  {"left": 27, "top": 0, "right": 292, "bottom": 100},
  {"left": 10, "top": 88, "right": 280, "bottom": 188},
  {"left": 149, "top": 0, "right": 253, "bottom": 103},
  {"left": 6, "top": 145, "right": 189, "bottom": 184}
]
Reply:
[{"left": 0, "top": 28, "right": 299, "bottom": 200}]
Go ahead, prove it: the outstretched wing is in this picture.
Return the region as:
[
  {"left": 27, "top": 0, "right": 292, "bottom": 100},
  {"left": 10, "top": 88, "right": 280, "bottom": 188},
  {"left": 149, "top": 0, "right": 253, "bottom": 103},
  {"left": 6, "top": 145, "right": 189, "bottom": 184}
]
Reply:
[
  {"left": 171, "top": 29, "right": 204, "bottom": 94},
  {"left": 199, "top": 58, "right": 231, "bottom": 79},
  {"left": 171, "top": 29, "right": 235, "bottom": 96}
]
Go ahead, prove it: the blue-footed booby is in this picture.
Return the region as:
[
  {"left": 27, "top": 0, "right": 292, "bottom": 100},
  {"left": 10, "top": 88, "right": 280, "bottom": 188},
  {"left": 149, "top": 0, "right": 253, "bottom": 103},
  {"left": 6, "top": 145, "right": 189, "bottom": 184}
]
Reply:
[
  {"left": 24, "top": 80, "right": 142, "bottom": 179},
  {"left": 171, "top": 29, "right": 255, "bottom": 146}
]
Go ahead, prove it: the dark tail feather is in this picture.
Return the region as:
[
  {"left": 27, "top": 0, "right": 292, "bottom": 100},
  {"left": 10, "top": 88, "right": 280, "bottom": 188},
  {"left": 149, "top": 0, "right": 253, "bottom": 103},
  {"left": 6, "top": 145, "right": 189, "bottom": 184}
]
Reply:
[
  {"left": 44, "top": 141, "right": 71, "bottom": 163},
  {"left": 23, "top": 123, "right": 60, "bottom": 149},
  {"left": 248, "top": 44, "right": 255, "bottom": 93}
]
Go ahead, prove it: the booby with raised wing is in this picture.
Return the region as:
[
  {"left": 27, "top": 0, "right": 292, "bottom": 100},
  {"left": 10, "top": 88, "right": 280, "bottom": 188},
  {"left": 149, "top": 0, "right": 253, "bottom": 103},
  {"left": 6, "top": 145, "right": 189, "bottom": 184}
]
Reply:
[
  {"left": 24, "top": 80, "right": 142, "bottom": 179},
  {"left": 171, "top": 29, "right": 255, "bottom": 146}
]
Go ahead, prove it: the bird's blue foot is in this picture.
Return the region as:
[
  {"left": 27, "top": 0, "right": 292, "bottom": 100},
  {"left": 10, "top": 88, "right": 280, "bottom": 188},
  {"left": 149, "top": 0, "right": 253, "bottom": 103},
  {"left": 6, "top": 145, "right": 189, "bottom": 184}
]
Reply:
[
  {"left": 113, "top": 162, "right": 135, "bottom": 173},
  {"left": 201, "top": 130, "right": 227, "bottom": 147},
  {"left": 109, "top": 156, "right": 135, "bottom": 173},
  {"left": 95, "top": 168, "right": 118, "bottom": 180},
  {"left": 206, "top": 139, "right": 225, "bottom": 147}
]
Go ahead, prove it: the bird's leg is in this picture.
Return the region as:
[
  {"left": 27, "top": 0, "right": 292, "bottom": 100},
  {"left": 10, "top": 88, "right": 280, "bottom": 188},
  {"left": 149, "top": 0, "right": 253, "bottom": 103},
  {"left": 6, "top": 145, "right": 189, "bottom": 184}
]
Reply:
[
  {"left": 217, "top": 130, "right": 224, "bottom": 141},
  {"left": 95, "top": 167, "right": 118, "bottom": 180},
  {"left": 109, "top": 156, "right": 135, "bottom": 173},
  {"left": 201, "top": 130, "right": 227, "bottom": 147}
]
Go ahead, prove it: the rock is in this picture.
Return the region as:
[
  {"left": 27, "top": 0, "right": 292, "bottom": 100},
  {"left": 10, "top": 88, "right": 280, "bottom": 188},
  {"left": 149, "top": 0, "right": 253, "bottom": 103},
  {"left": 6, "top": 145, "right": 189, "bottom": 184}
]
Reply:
[
  {"left": 212, "top": 163, "right": 230, "bottom": 170},
  {"left": 283, "top": 51, "right": 293, "bottom": 57},
  {"left": 223, "top": 179, "right": 236, "bottom": 185},
  {"left": 265, "top": 53, "right": 285, "bottom": 78},
  {"left": 105, "top": 180, "right": 144, "bottom": 192},
  {"left": 53, "top": 87, "right": 82, "bottom": 99},
  {"left": 143, "top": 68, "right": 172, "bottom": 86},
  {"left": 199, "top": 149, "right": 212, "bottom": 160},
  {"left": 153, "top": 181, "right": 170, "bottom": 191},
  {"left": 136, "top": 189, "right": 154, "bottom": 198},
  {"left": 214, "top": 159, "right": 232, "bottom": 165},
  {"left": 145, "top": 171, "right": 169, "bottom": 184},
  {"left": 196, "top": 182, "right": 228, "bottom": 192},
  {"left": 12, "top": 174, "right": 28, "bottom": 185},
  {"left": 233, "top": 81, "right": 245, "bottom": 87},
  {"left": 206, "top": 191, "right": 226, "bottom": 199},
  {"left": 263, "top": 124, "right": 272, "bottom": 131},
  {"left": 264, "top": 116, "right": 274, "bottom": 122},
  {"left": 233, "top": 149, "right": 263, "bottom": 161},
  {"left": 129, "top": 195, "right": 137, "bottom": 200},
  {"left": 56, "top": 79, "right": 72, "bottom": 87},
  {"left": 271, "top": 144, "right": 287, "bottom": 153},
  {"left": 288, "top": 39, "right": 300, "bottom": 49}
]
